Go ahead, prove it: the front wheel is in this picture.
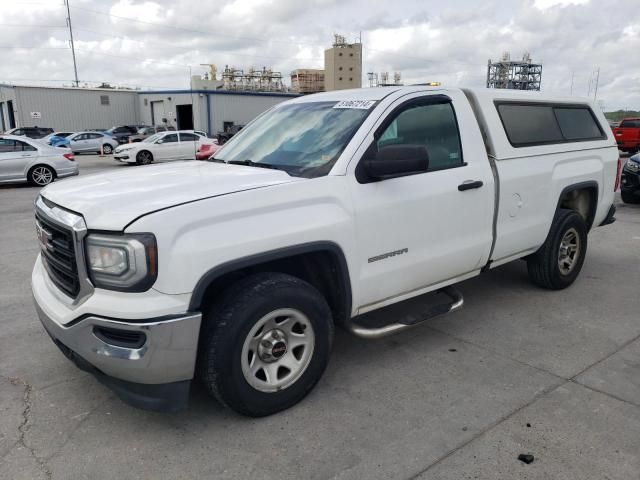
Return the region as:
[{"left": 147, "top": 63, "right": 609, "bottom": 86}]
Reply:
[
  {"left": 136, "top": 150, "right": 153, "bottom": 165},
  {"left": 527, "top": 209, "right": 587, "bottom": 289},
  {"left": 102, "top": 144, "right": 113, "bottom": 154},
  {"left": 199, "top": 273, "right": 334, "bottom": 417}
]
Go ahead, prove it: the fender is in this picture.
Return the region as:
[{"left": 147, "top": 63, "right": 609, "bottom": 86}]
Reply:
[{"left": 188, "top": 241, "right": 353, "bottom": 315}]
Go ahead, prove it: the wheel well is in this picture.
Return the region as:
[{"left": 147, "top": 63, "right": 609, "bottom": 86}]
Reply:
[
  {"left": 194, "top": 248, "right": 351, "bottom": 325},
  {"left": 558, "top": 185, "right": 597, "bottom": 229}
]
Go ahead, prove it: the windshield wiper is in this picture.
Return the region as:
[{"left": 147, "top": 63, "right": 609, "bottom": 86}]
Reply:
[
  {"left": 207, "top": 157, "right": 226, "bottom": 163},
  {"left": 227, "top": 159, "right": 280, "bottom": 170}
]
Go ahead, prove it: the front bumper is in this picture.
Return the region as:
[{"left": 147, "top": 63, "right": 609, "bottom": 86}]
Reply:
[
  {"left": 34, "top": 302, "right": 200, "bottom": 412},
  {"left": 621, "top": 167, "right": 640, "bottom": 193},
  {"left": 32, "top": 256, "right": 202, "bottom": 411}
]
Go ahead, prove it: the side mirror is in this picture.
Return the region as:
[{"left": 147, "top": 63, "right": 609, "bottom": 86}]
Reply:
[
  {"left": 156, "top": 139, "right": 164, "bottom": 144},
  {"left": 363, "top": 145, "right": 429, "bottom": 180}
]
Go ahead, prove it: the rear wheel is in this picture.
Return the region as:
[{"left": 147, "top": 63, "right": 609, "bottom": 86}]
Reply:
[
  {"left": 102, "top": 144, "right": 113, "bottom": 154},
  {"left": 621, "top": 190, "right": 640, "bottom": 204},
  {"left": 527, "top": 209, "right": 587, "bottom": 289},
  {"left": 199, "top": 273, "right": 334, "bottom": 417},
  {"left": 28, "top": 165, "right": 55, "bottom": 186},
  {"left": 136, "top": 150, "right": 153, "bottom": 165}
]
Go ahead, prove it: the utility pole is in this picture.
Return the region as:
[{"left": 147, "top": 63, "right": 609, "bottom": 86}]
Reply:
[
  {"left": 65, "top": 0, "right": 79, "bottom": 87},
  {"left": 570, "top": 71, "right": 574, "bottom": 95},
  {"left": 593, "top": 67, "right": 600, "bottom": 100}
]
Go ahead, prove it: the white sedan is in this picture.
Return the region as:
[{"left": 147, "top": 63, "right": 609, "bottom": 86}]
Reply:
[{"left": 113, "top": 130, "right": 213, "bottom": 165}]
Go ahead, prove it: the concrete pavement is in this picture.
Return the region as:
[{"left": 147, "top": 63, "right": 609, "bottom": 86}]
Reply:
[{"left": 1, "top": 155, "right": 639, "bottom": 479}]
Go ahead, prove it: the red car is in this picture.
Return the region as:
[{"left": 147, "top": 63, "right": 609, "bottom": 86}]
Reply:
[
  {"left": 612, "top": 118, "right": 640, "bottom": 154},
  {"left": 195, "top": 142, "right": 220, "bottom": 160}
]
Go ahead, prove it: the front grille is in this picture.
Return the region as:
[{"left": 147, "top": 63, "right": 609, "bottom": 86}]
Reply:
[{"left": 36, "top": 211, "right": 80, "bottom": 297}]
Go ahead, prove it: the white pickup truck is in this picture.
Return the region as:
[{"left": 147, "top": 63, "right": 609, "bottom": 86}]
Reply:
[{"left": 32, "top": 86, "right": 619, "bottom": 416}]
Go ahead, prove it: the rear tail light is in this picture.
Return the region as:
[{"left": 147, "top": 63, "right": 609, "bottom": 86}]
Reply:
[
  {"left": 615, "top": 158, "right": 622, "bottom": 191},
  {"left": 63, "top": 152, "right": 75, "bottom": 162}
]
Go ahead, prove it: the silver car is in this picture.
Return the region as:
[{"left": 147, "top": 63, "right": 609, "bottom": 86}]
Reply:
[
  {"left": 0, "top": 135, "right": 79, "bottom": 186},
  {"left": 68, "top": 131, "right": 119, "bottom": 155}
]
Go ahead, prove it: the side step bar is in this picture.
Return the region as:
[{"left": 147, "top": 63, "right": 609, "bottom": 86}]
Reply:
[{"left": 343, "top": 286, "right": 464, "bottom": 339}]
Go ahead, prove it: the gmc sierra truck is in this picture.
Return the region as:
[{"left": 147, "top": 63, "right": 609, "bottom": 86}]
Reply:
[{"left": 32, "top": 87, "right": 619, "bottom": 417}]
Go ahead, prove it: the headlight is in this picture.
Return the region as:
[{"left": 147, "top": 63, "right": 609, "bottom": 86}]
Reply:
[
  {"left": 85, "top": 233, "right": 157, "bottom": 292},
  {"left": 626, "top": 159, "right": 640, "bottom": 172}
]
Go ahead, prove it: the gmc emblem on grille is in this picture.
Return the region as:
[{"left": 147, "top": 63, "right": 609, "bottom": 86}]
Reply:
[{"left": 35, "top": 220, "right": 53, "bottom": 251}]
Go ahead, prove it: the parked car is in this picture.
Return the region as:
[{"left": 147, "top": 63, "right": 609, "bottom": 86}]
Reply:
[
  {"left": 0, "top": 135, "right": 77, "bottom": 186},
  {"left": 612, "top": 117, "right": 640, "bottom": 154},
  {"left": 104, "top": 125, "right": 148, "bottom": 144},
  {"left": 67, "top": 131, "right": 119, "bottom": 155},
  {"left": 195, "top": 142, "right": 220, "bottom": 160},
  {"left": 32, "top": 87, "right": 617, "bottom": 416},
  {"left": 216, "top": 124, "right": 243, "bottom": 145},
  {"left": 45, "top": 132, "right": 75, "bottom": 148},
  {"left": 113, "top": 130, "right": 212, "bottom": 164},
  {"left": 128, "top": 125, "right": 176, "bottom": 143},
  {"left": 5, "top": 127, "right": 54, "bottom": 139},
  {"left": 620, "top": 152, "right": 640, "bottom": 204}
]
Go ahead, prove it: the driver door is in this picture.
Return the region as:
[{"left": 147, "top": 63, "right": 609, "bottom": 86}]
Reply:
[
  {"left": 349, "top": 93, "right": 493, "bottom": 311},
  {"left": 155, "top": 133, "right": 180, "bottom": 160}
]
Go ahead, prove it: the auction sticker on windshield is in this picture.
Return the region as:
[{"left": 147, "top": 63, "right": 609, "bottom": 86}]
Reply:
[{"left": 333, "top": 100, "right": 376, "bottom": 109}]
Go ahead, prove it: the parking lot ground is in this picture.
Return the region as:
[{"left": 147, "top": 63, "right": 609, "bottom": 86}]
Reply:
[{"left": 1, "top": 155, "right": 639, "bottom": 480}]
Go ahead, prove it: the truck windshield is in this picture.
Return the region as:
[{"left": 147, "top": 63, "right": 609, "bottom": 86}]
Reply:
[{"left": 213, "top": 101, "right": 374, "bottom": 178}]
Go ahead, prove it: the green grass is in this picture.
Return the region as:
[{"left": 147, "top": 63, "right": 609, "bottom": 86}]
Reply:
[{"left": 604, "top": 110, "right": 640, "bottom": 122}]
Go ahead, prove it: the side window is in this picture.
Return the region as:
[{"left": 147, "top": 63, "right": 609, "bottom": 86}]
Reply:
[
  {"left": 12, "top": 129, "right": 24, "bottom": 136},
  {"left": 16, "top": 140, "right": 36, "bottom": 151},
  {"left": 554, "top": 108, "right": 604, "bottom": 140},
  {"left": 377, "top": 102, "right": 463, "bottom": 170},
  {"left": 497, "top": 104, "right": 563, "bottom": 146},
  {"left": 498, "top": 103, "right": 605, "bottom": 147},
  {"left": 179, "top": 132, "right": 198, "bottom": 142},
  {"left": 162, "top": 134, "right": 178, "bottom": 143},
  {"left": 620, "top": 119, "right": 639, "bottom": 128},
  {"left": 73, "top": 134, "right": 86, "bottom": 141},
  {"left": 0, "top": 139, "right": 17, "bottom": 153}
]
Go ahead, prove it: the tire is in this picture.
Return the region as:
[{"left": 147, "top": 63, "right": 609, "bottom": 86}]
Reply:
[
  {"left": 102, "top": 144, "right": 113, "bottom": 154},
  {"left": 28, "top": 165, "right": 55, "bottom": 186},
  {"left": 621, "top": 190, "right": 640, "bottom": 204},
  {"left": 199, "top": 272, "right": 334, "bottom": 417},
  {"left": 136, "top": 150, "right": 153, "bottom": 165},
  {"left": 527, "top": 209, "right": 587, "bottom": 290}
]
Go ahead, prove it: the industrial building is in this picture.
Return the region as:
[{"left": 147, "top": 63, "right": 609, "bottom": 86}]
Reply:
[
  {"left": 486, "top": 52, "right": 542, "bottom": 91},
  {"left": 324, "top": 35, "right": 362, "bottom": 91},
  {"left": 0, "top": 84, "right": 138, "bottom": 132},
  {"left": 0, "top": 80, "right": 298, "bottom": 136},
  {"left": 290, "top": 69, "right": 325, "bottom": 94}
]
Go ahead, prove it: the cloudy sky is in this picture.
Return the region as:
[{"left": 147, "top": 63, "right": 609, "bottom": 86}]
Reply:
[{"left": 0, "top": 0, "right": 638, "bottom": 110}]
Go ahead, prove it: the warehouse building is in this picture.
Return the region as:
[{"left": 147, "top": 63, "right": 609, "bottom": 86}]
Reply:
[
  {"left": 0, "top": 81, "right": 298, "bottom": 136},
  {"left": 0, "top": 84, "right": 138, "bottom": 132},
  {"left": 137, "top": 87, "right": 298, "bottom": 136}
]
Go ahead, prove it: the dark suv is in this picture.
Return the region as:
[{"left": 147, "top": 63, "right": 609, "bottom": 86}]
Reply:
[
  {"left": 621, "top": 153, "right": 640, "bottom": 204},
  {"left": 6, "top": 127, "right": 54, "bottom": 139},
  {"left": 104, "top": 125, "right": 148, "bottom": 144}
]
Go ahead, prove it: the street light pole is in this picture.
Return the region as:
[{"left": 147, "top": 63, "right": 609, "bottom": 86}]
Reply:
[{"left": 65, "top": 0, "right": 79, "bottom": 87}]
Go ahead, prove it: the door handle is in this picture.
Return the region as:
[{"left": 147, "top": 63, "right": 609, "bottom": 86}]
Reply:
[{"left": 458, "top": 180, "right": 484, "bottom": 191}]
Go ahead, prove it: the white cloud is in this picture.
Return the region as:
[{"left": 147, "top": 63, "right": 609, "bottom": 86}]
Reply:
[
  {"left": 0, "top": 0, "right": 637, "bottom": 109},
  {"left": 534, "top": 0, "right": 589, "bottom": 9}
]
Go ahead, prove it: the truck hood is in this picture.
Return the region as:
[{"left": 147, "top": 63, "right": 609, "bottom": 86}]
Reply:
[{"left": 41, "top": 161, "right": 300, "bottom": 230}]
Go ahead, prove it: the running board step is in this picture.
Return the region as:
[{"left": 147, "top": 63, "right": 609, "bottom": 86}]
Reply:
[{"left": 344, "top": 286, "right": 464, "bottom": 339}]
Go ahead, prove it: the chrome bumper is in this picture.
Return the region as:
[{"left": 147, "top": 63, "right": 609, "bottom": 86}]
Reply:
[{"left": 34, "top": 300, "right": 201, "bottom": 385}]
